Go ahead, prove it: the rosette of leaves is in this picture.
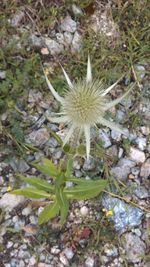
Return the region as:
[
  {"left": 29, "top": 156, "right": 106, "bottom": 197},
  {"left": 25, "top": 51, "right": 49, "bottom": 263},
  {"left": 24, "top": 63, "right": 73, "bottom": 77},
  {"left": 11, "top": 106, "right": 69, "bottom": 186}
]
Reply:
[{"left": 11, "top": 158, "right": 107, "bottom": 225}]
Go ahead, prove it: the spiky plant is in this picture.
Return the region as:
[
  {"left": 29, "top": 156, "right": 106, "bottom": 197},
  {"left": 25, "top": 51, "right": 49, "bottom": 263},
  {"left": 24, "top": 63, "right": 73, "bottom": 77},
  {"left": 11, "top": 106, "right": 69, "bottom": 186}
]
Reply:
[{"left": 43, "top": 57, "right": 135, "bottom": 159}]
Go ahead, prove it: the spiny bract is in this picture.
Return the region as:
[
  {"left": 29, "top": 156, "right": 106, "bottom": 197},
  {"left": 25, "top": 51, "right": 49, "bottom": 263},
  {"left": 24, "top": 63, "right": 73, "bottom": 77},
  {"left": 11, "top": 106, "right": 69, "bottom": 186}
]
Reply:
[{"left": 44, "top": 56, "right": 135, "bottom": 159}]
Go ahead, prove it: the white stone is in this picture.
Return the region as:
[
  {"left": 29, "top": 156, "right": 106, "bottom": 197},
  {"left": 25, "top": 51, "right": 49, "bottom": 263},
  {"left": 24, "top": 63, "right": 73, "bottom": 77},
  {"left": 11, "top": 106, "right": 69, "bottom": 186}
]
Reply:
[
  {"left": 56, "top": 33, "right": 64, "bottom": 45},
  {"left": 140, "top": 126, "right": 150, "bottom": 136},
  {"left": 135, "top": 137, "right": 146, "bottom": 151},
  {"left": 85, "top": 257, "right": 94, "bottom": 267},
  {"left": 71, "top": 31, "right": 82, "bottom": 53},
  {"left": 0, "top": 70, "right": 6, "bottom": 79},
  {"left": 118, "top": 147, "right": 124, "bottom": 158},
  {"left": 140, "top": 158, "right": 150, "bottom": 178},
  {"left": 80, "top": 206, "right": 89, "bottom": 216},
  {"left": 60, "top": 16, "right": 76, "bottom": 33},
  {"left": 51, "top": 246, "right": 60, "bottom": 255},
  {"left": 44, "top": 38, "right": 64, "bottom": 55},
  {"left": 22, "top": 207, "right": 32, "bottom": 216},
  {"left": 63, "top": 247, "right": 74, "bottom": 260},
  {"left": 129, "top": 147, "right": 145, "bottom": 163},
  {"left": 29, "top": 215, "right": 37, "bottom": 224},
  {"left": 28, "top": 256, "right": 37, "bottom": 266},
  {"left": 7, "top": 241, "right": 13, "bottom": 249},
  {"left": 72, "top": 4, "right": 83, "bottom": 16},
  {"left": 111, "top": 129, "right": 121, "bottom": 141},
  {"left": 64, "top": 32, "right": 73, "bottom": 46},
  {"left": 132, "top": 229, "right": 141, "bottom": 237},
  {"left": 0, "top": 193, "right": 25, "bottom": 212},
  {"left": 135, "top": 64, "right": 145, "bottom": 80},
  {"left": 103, "top": 244, "right": 118, "bottom": 257},
  {"left": 59, "top": 254, "right": 69, "bottom": 266}
]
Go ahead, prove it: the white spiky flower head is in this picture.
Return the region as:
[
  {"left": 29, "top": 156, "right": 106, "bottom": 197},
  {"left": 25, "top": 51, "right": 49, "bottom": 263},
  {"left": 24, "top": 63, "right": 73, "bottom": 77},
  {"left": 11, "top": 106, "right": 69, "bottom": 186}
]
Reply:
[{"left": 44, "top": 56, "right": 135, "bottom": 159}]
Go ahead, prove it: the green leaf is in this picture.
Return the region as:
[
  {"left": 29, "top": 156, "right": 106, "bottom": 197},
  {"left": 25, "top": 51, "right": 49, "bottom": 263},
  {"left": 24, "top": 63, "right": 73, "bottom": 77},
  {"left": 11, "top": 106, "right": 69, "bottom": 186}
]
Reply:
[
  {"left": 65, "top": 159, "right": 73, "bottom": 178},
  {"left": 65, "top": 180, "right": 107, "bottom": 200},
  {"left": 56, "top": 187, "right": 69, "bottom": 225},
  {"left": 31, "top": 158, "right": 58, "bottom": 177},
  {"left": 38, "top": 200, "right": 60, "bottom": 225},
  {"left": 17, "top": 175, "right": 54, "bottom": 192},
  {"left": 66, "top": 176, "right": 105, "bottom": 185},
  {"left": 11, "top": 188, "right": 51, "bottom": 199}
]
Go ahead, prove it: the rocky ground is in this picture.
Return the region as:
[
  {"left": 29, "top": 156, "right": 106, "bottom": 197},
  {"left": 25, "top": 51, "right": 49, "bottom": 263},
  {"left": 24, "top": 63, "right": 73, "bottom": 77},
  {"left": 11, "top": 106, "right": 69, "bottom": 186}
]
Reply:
[{"left": 0, "top": 1, "right": 150, "bottom": 267}]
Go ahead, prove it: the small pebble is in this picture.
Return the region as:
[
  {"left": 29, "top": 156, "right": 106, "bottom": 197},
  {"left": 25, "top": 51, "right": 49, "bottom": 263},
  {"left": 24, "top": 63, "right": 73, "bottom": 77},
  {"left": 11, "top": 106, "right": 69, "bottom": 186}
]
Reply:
[
  {"left": 129, "top": 147, "right": 146, "bottom": 163},
  {"left": 85, "top": 257, "right": 95, "bottom": 267},
  {"left": 59, "top": 253, "right": 69, "bottom": 266},
  {"left": 63, "top": 247, "right": 74, "bottom": 260},
  {"left": 22, "top": 207, "right": 32, "bottom": 216},
  {"left": 80, "top": 206, "right": 89, "bottom": 216}
]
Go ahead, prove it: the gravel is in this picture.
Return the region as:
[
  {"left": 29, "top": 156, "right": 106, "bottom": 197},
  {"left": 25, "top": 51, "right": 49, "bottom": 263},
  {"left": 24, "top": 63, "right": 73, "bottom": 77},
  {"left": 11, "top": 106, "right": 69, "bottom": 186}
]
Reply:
[
  {"left": 1, "top": 5, "right": 149, "bottom": 267},
  {"left": 121, "top": 233, "right": 146, "bottom": 263}
]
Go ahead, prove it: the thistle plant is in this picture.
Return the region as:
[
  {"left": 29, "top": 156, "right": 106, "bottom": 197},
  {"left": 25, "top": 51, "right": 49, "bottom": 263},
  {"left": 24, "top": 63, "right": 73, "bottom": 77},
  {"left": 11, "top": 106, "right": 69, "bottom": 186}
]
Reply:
[
  {"left": 11, "top": 158, "right": 108, "bottom": 225},
  {"left": 44, "top": 56, "right": 135, "bottom": 159}
]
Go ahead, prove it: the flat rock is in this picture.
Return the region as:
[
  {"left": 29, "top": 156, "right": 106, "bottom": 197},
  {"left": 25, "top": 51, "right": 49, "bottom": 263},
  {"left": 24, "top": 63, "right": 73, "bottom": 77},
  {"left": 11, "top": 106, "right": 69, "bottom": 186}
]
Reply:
[
  {"left": 121, "top": 233, "right": 146, "bottom": 263},
  {"left": 135, "top": 137, "right": 147, "bottom": 151},
  {"left": 102, "top": 196, "right": 143, "bottom": 231},
  {"left": 60, "top": 16, "right": 76, "bottom": 33},
  {"left": 0, "top": 193, "right": 25, "bottom": 212},
  {"left": 140, "top": 158, "right": 150, "bottom": 178},
  {"left": 110, "top": 158, "right": 136, "bottom": 181},
  {"left": 133, "top": 185, "right": 149, "bottom": 199},
  {"left": 10, "top": 158, "right": 30, "bottom": 173},
  {"left": 129, "top": 147, "right": 146, "bottom": 163},
  {"left": 26, "top": 128, "right": 50, "bottom": 146},
  {"left": 44, "top": 38, "right": 64, "bottom": 55},
  {"left": 63, "top": 247, "right": 74, "bottom": 260},
  {"left": 28, "top": 34, "right": 43, "bottom": 48}
]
